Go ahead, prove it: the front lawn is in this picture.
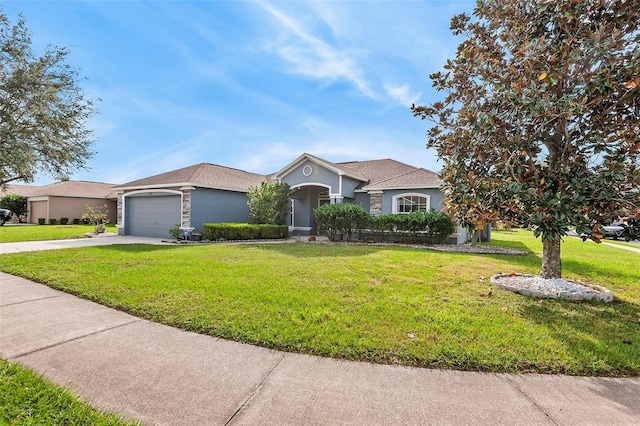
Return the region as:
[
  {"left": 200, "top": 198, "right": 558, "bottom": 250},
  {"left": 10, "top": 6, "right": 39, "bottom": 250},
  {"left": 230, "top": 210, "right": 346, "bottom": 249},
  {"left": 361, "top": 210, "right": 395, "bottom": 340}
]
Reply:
[
  {"left": 0, "top": 230, "right": 638, "bottom": 376},
  {"left": 0, "top": 224, "right": 117, "bottom": 243},
  {"left": 0, "top": 360, "right": 137, "bottom": 425}
]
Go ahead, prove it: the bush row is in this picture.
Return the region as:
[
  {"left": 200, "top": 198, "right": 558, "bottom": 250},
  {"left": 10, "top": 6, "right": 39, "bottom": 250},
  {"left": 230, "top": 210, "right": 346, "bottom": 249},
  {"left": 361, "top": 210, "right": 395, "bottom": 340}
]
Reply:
[
  {"left": 315, "top": 204, "right": 456, "bottom": 244},
  {"left": 38, "top": 218, "right": 82, "bottom": 225},
  {"left": 203, "top": 223, "right": 288, "bottom": 240}
]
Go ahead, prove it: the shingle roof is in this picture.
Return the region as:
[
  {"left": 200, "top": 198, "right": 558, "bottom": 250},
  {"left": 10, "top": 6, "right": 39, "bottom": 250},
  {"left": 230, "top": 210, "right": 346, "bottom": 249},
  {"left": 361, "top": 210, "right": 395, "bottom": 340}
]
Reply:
[
  {"left": 25, "top": 181, "right": 118, "bottom": 199},
  {"left": 335, "top": 159, "right": 425, "bottom": 186},
  {"left": 115, "top": 163, "right": 269, "bottom": 192},
  {"left": 360, "top": 167, "right": 442, "bottom": 190},
  {"left": 0, "top": 184, "right": 41, "bottom": 197}
]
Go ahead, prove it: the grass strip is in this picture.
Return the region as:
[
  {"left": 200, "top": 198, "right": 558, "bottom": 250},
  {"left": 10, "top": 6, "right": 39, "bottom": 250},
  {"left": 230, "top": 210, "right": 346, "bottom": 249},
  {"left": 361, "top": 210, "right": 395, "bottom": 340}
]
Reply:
[
  {"left": 0, "top": 224, "right": 117, "bottom": 243},
  {"left": 0, "top": 360, "right": 138, "bottom": 425}
]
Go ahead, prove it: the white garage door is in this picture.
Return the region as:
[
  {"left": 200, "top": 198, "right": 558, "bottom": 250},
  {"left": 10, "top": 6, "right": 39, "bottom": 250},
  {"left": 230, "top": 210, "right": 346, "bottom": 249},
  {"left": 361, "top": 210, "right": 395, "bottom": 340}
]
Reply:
[{"left": 125, "top": 195, "right": 181, "bottom": 238}]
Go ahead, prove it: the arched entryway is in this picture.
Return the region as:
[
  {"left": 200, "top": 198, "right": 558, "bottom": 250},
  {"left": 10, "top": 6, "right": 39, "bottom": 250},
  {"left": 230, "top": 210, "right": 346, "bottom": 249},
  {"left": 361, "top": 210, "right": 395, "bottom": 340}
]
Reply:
[{"left": 288, "top": 183, "right": 332, "bottom": 235}]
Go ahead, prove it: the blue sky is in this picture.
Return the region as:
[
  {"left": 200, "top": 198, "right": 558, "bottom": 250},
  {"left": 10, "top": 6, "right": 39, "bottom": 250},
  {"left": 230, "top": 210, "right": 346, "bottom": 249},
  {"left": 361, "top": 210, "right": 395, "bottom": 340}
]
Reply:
[{"left": 4, "top": 1, "right": 475, "bottom": 185}]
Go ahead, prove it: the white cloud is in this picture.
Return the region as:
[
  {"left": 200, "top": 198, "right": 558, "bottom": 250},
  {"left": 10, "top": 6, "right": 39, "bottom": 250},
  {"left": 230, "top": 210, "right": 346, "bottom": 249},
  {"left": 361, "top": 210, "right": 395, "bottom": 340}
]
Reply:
[
  {"left": 385, "top": 84, "right": 422, "bottom": 108},
  {"left": 259, "top": 2, "right": 378, "bottom": 99}
]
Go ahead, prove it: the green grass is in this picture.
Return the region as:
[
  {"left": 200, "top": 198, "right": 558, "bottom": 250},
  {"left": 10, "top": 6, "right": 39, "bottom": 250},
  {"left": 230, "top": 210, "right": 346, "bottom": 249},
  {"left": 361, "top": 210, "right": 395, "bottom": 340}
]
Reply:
[
  {"left": 0, "top": 224, "right": 117, "bottom": 243},
  {"left": 0, "top": 360, "right": 137, "bottom": 425},
  {"left": 0, "top": 230, "right": 638, "bottom": 376}
]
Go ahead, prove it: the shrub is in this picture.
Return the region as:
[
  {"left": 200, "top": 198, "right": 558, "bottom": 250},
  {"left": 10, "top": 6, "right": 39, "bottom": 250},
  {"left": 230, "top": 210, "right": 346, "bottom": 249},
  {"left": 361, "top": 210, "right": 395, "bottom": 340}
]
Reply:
[
  {"left": 60, "top": 217, "right": 69, "bottom": 225},
  {"left": 203, "top": 223, "right": 288, "bottom": 240},
  {"left": 49, "top": 218, "right": 57, "bottom": 225},
  {"left": 82, "top": 204, "right": 110, "bottom": 235},
  {"left": 73, "top": 218, "right": 80, "bottom": 224},
  {"left": 247, "top": 182, "right": 294, "bottom": 225},
  {"left": 314, "top": 203, "right": 370, "bottom": 240},
  {"left": 38, "top": 218, "right": 45, "bottom": 225},
  {"left": 367, "top": 210, "right": 456, "bottom": 244},
  {"left": 168, "top": 224, "right": 182, "bottom": 240}
]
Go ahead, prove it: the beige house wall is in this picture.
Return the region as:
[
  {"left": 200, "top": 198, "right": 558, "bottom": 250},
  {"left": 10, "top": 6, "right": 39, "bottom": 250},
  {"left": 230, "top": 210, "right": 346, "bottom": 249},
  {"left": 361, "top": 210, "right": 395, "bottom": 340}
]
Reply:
[
  {"left": 27, "top": 197, "right": 117, "bottom": 224},
  {"left": 48, "top": 197, "right": 117, "bottom": 224}
]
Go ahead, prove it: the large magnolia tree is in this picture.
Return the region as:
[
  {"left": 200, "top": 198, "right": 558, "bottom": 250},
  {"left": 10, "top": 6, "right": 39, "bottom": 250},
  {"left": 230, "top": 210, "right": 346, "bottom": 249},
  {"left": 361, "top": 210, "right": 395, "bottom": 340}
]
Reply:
[
  {"left": 412, "top": 0, "right": 639, "bottom": 279},
  {"left": 0, "top": 9, "right": 96, "bottom": 186}
]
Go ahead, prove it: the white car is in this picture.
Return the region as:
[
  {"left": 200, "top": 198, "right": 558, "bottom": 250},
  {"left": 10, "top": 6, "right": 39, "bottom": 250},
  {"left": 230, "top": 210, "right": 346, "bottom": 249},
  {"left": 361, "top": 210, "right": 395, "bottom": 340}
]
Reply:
[{"left": 601, "top": 223, "right": 625, "bottom": 239}]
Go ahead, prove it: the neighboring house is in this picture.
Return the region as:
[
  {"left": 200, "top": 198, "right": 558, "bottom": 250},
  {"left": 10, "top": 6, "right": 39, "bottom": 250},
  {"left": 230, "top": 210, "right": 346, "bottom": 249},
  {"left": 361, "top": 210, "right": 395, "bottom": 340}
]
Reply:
[
  {"left": 114, "top": 153, "right": 470, "bottom": 243},
  {"left": 21, "top": 181, "right": 117, "bottom": 224}
]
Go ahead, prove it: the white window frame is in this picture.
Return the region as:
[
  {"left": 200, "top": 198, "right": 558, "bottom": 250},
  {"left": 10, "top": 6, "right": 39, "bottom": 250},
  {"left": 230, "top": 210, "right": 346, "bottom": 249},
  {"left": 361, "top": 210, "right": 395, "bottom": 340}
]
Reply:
[{"left": 392, "top": 193, "right": 431, "bottom": 214}]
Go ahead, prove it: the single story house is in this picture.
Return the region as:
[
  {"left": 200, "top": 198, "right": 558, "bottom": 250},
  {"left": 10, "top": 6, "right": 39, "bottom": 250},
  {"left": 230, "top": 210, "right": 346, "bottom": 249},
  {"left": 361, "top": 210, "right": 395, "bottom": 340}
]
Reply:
[
  {"left": 114, "top": 153, "right": 469, "bottom": 243},
  {"left": 20, "top": 181, "right": 117, "bottom": 224}
]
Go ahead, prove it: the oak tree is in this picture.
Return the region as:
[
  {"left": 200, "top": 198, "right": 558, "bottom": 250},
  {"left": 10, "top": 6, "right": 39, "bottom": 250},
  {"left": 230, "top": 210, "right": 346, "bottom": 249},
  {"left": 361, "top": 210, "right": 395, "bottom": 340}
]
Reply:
[
  {"left": 0, "top": 9, "right": 97, "bottom": 186},
  {"left": 412, "top": 0, "right": 640, "bottom": 279}
]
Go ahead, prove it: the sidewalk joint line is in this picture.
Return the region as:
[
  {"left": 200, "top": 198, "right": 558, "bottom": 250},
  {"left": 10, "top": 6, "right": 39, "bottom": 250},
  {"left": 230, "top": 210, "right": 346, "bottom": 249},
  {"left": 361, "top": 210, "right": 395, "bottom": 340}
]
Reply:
[
  {"left": 1, "top": 294, "right": 64, "bottom": 307},
  {"left": 503, "top": 375, "right": 560, "bottom": 425},
  {"left": 225, "top": 352, "right": 286, "bottom": 425},
  {"left": 11, "top": 319, "right": 142, "bottom": 360}
]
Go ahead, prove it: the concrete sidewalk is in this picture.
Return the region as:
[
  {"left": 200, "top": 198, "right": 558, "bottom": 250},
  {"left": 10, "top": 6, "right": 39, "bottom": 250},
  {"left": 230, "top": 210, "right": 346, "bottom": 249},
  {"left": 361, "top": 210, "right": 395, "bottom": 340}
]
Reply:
[{"left": 1, "top": 273, "right": 639, "bottom": 425}]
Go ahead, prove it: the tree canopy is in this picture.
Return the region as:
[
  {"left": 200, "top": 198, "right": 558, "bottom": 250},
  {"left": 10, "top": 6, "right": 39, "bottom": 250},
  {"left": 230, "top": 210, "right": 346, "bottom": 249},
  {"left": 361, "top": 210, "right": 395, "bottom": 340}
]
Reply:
[
  {"left": 0, "top": 193, "right": 27, "bottom": 222},
  {"left": 412, "top": 0, "right": 639, "bottom": 278},
  {"left": 0, "top": 8, "right": 97, "bottom": 186}
]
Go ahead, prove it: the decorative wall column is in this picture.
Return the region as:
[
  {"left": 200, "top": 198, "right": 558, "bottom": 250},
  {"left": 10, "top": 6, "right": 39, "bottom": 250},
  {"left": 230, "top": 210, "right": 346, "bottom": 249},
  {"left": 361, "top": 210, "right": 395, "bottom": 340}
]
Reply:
[
  {"left": 115, "top": 191, "right": 124, "bottom": 233},
  {"left": 369, "top": 191, "right": 383, "bottom": 215},
  {"left": 180, "top": 186, "right": 195, "bottom": 231}
]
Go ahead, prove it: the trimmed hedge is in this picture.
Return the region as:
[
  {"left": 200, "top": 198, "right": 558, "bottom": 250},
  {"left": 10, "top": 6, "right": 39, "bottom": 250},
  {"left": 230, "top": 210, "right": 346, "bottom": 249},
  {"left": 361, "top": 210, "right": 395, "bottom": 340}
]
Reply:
[
  {"left": 203, "top": 223, "right": 288, "bottom": 241},
  {"left": 317, "top": 207, "right": 456, "bottom": 244},
  {"left": 60, "top": 217, "right": 69, "bottom": 225},
  {"left": 315, "top": 203, "right": 370, "bottom": 240}
]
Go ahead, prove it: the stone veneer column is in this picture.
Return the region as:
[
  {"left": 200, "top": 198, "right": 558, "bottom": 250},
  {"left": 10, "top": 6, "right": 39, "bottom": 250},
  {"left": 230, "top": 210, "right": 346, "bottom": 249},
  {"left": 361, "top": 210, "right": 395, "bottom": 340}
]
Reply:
[
  {"left": 116, "top": 192, "right": 124, "bottom": 227},
  {"left": 369, "top": 191, "right": 383, "bottom": 215},
  {"left": 180, "top": 186, "right": 195, "bottom": 230}
]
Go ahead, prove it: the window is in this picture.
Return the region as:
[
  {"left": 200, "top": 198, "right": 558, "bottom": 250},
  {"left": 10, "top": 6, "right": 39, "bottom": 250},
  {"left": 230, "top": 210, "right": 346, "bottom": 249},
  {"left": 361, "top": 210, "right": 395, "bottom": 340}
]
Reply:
[{"left": 393, "top": 194, "right": 430, "bottom": 214}]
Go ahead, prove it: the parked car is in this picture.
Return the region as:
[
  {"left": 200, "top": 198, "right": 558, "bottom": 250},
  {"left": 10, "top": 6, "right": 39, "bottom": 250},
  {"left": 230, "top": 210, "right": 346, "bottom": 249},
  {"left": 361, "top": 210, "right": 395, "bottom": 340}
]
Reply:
[
  {"left": 0, "top": 208, "right": 11, "bottom": 226},
  {"left": 601, "top": 222, "right": 625, "bottom": 239}
]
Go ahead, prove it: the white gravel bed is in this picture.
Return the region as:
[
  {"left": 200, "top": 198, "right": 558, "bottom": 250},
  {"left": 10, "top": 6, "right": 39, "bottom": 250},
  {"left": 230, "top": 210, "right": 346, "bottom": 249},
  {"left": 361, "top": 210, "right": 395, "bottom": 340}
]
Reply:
[{"left": 491, "top": 273, "right": 614, "bottom": 302}]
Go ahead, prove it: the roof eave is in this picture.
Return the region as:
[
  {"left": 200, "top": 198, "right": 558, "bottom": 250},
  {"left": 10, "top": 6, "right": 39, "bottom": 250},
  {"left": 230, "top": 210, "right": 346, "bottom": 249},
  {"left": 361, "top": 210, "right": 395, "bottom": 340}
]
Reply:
[
  {"left": 359, "top": 184, "right": 442, "bottom": 192},
  {"left": 116, "top": 182, "right": 252, "bottom": 193}
]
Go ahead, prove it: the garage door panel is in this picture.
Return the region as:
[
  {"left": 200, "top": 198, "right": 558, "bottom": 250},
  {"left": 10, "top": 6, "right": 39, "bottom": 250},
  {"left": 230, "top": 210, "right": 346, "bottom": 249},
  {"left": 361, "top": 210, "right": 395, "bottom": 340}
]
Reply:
[{"left": 126, "top": 195, "right": 180, "bottom": 238}]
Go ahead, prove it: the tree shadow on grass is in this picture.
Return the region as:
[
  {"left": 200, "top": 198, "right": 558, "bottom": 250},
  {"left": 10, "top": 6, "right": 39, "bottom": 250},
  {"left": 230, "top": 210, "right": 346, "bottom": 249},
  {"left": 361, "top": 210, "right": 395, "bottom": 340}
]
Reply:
[{"left": 516, "top": 297, "right": 640, "bottom": 377}]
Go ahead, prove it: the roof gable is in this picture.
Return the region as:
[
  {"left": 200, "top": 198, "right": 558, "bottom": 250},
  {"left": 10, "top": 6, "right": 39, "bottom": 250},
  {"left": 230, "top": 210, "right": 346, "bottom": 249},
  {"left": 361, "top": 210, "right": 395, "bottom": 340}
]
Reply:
[{"left": 272, "top": 153, "right": 369, "bottom": 182}]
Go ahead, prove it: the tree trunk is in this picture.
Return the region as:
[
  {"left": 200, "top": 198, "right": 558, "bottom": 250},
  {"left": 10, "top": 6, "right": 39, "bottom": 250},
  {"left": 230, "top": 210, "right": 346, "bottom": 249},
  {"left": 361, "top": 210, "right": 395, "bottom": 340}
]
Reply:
[{"left": 541, "top": 237, "right": 562, "bottom": 279}]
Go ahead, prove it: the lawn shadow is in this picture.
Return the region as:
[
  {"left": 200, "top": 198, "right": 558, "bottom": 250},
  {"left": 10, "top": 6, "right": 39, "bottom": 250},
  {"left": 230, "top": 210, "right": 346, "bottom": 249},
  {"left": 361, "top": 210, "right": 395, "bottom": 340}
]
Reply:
[{"left": 517, "top": 297, "right": 640, "bottom": 377}]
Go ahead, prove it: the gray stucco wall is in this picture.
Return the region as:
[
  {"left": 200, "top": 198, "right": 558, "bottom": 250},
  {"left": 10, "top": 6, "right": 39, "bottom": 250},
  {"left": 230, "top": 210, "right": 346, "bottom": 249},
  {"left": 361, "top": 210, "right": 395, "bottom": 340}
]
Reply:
[
  {"left": 281, "top": 160, "right": 340, "bottom": 193},
  {"left": 190, "top": 188, "right": 252, "bottom": 230},
  {"left": 380, "top": 188, "right": 445, "bottom": 214},
  {"left": 353, "top": 193, "right": 370, "bottom": 212},
  {"left": 341, "top": 176, "right": 361, "bottom": 199}
]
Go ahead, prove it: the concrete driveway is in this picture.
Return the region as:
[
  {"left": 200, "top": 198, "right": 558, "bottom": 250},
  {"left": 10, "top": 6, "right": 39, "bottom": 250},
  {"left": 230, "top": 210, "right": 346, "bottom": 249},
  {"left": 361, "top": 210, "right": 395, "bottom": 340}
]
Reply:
[{"left": 0, "top": 235, "right": 169, "bottom": 254}]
